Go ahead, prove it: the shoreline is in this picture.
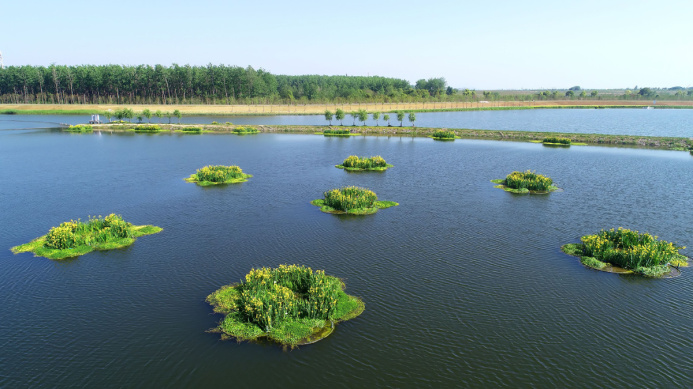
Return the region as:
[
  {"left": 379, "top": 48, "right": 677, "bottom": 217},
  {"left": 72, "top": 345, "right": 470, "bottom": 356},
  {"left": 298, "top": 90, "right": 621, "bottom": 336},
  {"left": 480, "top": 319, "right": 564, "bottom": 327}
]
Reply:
[
  {"left": 86, "top": 123, "right": 693, "bottom": 152},
  {"left": 1, "top": 100, "right": 693, "bottom": 116}
]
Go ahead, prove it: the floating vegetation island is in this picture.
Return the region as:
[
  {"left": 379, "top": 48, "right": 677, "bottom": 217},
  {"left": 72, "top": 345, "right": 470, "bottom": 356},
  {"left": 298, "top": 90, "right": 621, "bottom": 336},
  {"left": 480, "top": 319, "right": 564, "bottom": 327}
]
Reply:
[
  {"left": 322, "top": 129, "right": 356, "bottom": 136},
  {"left": 491, "top": 170, "right": 559, "bottom": 194},
  {"left": 430, "top": 130, "right": 457, "bottom": 140},
  {"left": 561, "top": 228, "right": 688, "bottom": 277},
  {"left": 311, "top": 186, "right": 398, "bottom": 215},
  {"left": 185, "top": 165, "right": 252, "bottom": 186},
  {"left": 64, "top": 124, "right": 93, "bottom": 133},
  {"left": 335, "top": 155, "right": 393, "bottom": 171},
  {"left": 207, "top": 264, "right": 364, "bottom": 347},
  {"left": 10, "top": 214, "right": 162, "bottom": 260},
  {"left": 232, "top": 127, "right": 259, "bottom": 135}
]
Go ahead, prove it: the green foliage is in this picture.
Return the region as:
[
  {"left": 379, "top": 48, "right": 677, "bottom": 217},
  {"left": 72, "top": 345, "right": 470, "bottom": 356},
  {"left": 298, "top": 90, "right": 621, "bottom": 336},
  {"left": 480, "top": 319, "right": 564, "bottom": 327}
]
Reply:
[
  {"left": 372, "top": 112, "right": 380, "bottom": 126},
  {"left": 580, "top": 256, "right": 607, "bottom": 270},
  {"left": 335, "top": 109, "right": 345, "bottom": 125},
  {"left": 232, "top": 127, "right": 259, "bottom": 134},
  {"left": 187, "top": 165, "right": 251, "bottom": 185},
  {"left": 408, "top": 112, "right": 416, "bottom": 126},
  {"left": 173, "top": 109, "right": 182, "bottom": 123},
  {"left": 396, "top": 111, "right": 405, "bottom": 127},
  {"left": 383, "top": 113, "right": 390, "bottom": 126},
  {"left": 580, "top": 227, "right": 686, "bottom": 271},
  {"left": 206, "top": 264, "right": 363, "bottom": 346},
  {"left": 323, "top": 128, "right": 351, "bottom": 135},
  {"left": 142, "top": 109, "right": 152, "bottom": 122},
  {"left": 133, "top": 124, "right": 161, "bottom": 133},
  {"left": 503, "top": 170, "right": 554, "bottom": 192},
  {"left": 338, "top": 155, "right": 390, "bottom": 170},
  {"left": 322, "top": 186, "right": 377, "bottom": 212},
  {"left": 11, "top": 214, "right": 161, "bottom": 260},
  {"left": 357, "top": 109, "right": 368, "bottom": 126},
  {"left": 431, "top": 130, "right": 455, "bottom": 139},
  {"left": 65, "top": 124, "right": 93, "bottom": 133},
  {"left": 543, "top": 137, "right": 571, "bottom": 145},
  {"left": 181, "top": 126, "right": 202, "bottom": 133},
  {"left": 324, "top": 110, "right": 333, "bottom": 125}
]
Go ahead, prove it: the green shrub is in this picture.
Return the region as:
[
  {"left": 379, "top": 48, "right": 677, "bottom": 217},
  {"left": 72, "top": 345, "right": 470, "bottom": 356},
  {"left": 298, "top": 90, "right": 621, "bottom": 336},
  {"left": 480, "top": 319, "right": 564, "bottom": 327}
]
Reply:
[
  {"left": 232, "top": 127, "right": 259, "bottom": 134},
  {"left": 187, "top": 165, "right": 251, "bottom": 185},
  {"left": 581, "top": 227, "right": 685, "bottom": 270},
  {"left": 543, "top": 137, "right": 571, "bottom": 145},
  {"left": 323, "top": 129, "right": 351, "bottom": 135},
  {"left": 207, "top": 265, "right": 364, "bottom": 346},
  {"left": 340, "top": 155, "right": 389, "bottom": 169},
  {"left": 504, "top": 170, "right": 554, "bottom": 191},
  {"left": 134, "top": 124, "right": 161, "bottom": 133},
  {"left": 323, "top": 186, "right": 377, "bottom": 212},
  {"left": 65, "top": 124, "right": 93, "bottom": 133},
  {"left": 431, "top": 130, "right": 455, "bottom": 139},
  {"left": 181, "top": 126, "right": 202, "bottom": 132}
]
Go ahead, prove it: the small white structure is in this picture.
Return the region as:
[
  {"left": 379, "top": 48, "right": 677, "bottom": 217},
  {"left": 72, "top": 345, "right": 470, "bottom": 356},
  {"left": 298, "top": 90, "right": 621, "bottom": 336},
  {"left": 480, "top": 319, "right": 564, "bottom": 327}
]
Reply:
[{"left": 89, "top": 114, "right": 101, "bottom": 124}]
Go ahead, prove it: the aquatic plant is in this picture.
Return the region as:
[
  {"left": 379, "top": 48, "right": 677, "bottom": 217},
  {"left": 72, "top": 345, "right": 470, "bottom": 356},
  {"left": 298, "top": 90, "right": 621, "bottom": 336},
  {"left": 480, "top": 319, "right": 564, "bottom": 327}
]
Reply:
[
  {"left": 311, "top": 186, "right": 398, "bottom": 215},
  {"left": 133, "top": 124, "right": 161, "bottom": 133},
  {"left": 542, "top": 137, "right": 571, "bottom": 145},
  {"left": 233, "top": 127, "right": 259, "bottom": 134},
  {"left": 323, "top": 128, "right": 351, "bottom": 136},
  {"left": 207, "top": 264, "right": 364, "bottom": 347},
  {"left": 491, "top": 170, "right": 558, "bottom": 193},
  {"left": 181, "top": 126, "right": 202, "bottom": 133},
  {"left": 185, "top": 165, "right": 252, "bottom": 186},
  {"left": 336, "top": 155, "right": 393, "bottom": 171},
  {"left": 65, "top": 124, "right": 93, "bottom": 133},
  {"left": 561, "top": 227, "right": 688, "bottom": 277},
  {"left": 431, "top": 130, "right": 456, "bottom": 140},
  {"left": 10, "top": 214, "right": 162, "bottom": 260}
]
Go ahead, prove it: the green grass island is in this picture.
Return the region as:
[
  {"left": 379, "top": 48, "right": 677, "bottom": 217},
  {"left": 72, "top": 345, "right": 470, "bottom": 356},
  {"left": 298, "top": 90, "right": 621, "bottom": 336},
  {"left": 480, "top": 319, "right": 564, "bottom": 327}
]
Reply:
[
  {"left": 64, "top": 124, "right": 93, "bottom": 133},
  {"left": 311, "top": 186, "right": 398, "bottom": 215},
  {"left": 185, "top": 165, "right": 252, "bottom": 186},
  {"left": 529, "top": 136, "right": 588, "bottom": 146},
  {"left": 232, "top": 126, "right": 259, "bottom": 135},
  {"left": 320, "top": 128, "right": 359, "bottom": 136},
  {"left": 491, "top": 170, "right": 559, "bottom": 194},
  {"left": 10, "top": 214, "right": 162, "bottom": 260},
  {"left": 206, "top": 264, "right": 365, "bottom": 348},
  {"left": 335, "top": 155, "right": 393, "bottom": 171},
  {"left": 430, "top": 129, "right": 459, "bottom": 140},
  {"left": 561, "top": 227, "right": 688, "bottom": 277}
]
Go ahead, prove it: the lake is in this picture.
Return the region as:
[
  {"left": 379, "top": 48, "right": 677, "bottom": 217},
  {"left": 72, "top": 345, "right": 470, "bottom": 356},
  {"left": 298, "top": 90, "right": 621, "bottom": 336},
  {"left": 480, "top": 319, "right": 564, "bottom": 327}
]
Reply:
[
  {"left": 1, "top": 119, "right": 692, "bottom": 387},
  {"left": 2, "top": 107, "right": 693, "bottom": 137}
]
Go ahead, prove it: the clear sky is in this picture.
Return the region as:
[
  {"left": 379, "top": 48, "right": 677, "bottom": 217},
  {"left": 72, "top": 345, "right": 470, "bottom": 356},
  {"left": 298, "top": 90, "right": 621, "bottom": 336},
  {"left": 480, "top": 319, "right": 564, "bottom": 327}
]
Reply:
[{"left": 2, "top": 0, "right": 691, "bottom": 89}]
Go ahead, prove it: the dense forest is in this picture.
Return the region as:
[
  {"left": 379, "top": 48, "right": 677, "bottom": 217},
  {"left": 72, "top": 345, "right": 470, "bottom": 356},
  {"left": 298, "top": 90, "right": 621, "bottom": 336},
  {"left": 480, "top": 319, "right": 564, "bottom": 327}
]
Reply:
[{"left": 0, "top": 64, "right": 691, "bottom": 105}]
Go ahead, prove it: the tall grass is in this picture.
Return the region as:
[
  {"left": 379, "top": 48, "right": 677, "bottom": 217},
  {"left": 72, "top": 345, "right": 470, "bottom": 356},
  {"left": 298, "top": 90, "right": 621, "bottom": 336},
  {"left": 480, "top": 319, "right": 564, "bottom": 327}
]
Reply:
[
  {"left": 181, "top": 126, "right": 202, "bottom": 132},
  {"left": 581, "top": 227, "right": 685, "bottom": 270},
  {"left": 207, "top": 265, "right": 364, "bottom": 346},
  {"left": 232, "top": 127, "right": 259, "bottom": 134},
  {"left": 323, "top": 129, "right": 351, "bottom": 135},
  {"left": 133, "top": 124, "right": 161, "bottom": 133},
  {"left": 543, "top": 137, "right": 571, "bottom": 145},
  {"left": 44, "top": 214, "right": 133, "bottom": 250},
  {"left": 64, "top": 124, "right": 93, "bottom": 133},
  {"left": 323, "top": 186, "right": 377, "bottom": 211},
  {"left": 340, "top": 155, "right": 388, "bottom": 169},
  {"left": 431, "top": 130, "right": 455, "bottom": 139},
  {"left": 191, "top": 165, "right": 248, "bottom": 183},
  {"left": 504, "top": 170, "right": 554, "bottom": 191}
]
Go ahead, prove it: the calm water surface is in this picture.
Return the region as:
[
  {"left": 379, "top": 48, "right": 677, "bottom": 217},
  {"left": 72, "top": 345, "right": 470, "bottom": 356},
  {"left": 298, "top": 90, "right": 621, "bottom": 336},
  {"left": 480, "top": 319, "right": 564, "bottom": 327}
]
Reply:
[
  {"left": 2, "top": 108, "right": 692, "bottom": 136},
  {"left": 1, "top": 125, "right": 692, "bottom": 388}
]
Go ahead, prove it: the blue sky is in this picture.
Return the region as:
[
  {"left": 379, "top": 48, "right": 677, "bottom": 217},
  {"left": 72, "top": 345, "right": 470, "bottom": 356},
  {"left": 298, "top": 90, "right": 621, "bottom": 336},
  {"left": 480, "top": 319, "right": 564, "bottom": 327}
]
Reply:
[{"left": 2, "top": 0, "right": 691, "bottom": 89}]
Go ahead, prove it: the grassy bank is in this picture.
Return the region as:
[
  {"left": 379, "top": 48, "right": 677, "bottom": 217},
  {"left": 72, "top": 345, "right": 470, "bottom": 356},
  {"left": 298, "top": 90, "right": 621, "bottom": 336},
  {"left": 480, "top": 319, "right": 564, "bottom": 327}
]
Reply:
[
  {"left": 64, "top": 122, "right": 693, "bottom": 152},
  {"left": 2, "top": 100, "right": 692, "bottom": 116}
]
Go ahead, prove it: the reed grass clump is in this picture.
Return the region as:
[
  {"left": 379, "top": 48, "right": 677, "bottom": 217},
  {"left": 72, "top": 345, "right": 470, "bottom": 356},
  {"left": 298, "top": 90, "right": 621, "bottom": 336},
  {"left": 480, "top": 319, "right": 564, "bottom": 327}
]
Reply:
[
  {"left": 492, "top": 170, "right": 558, "bottom": 193},
  {"left": 561, "top": 227, "right": 688, "bottom": 277},
  {"left": 431, "top": 130, "right": 456, "bottom": 140},
  {"left": 207, "top": 264, "right": 364, "bottom": 347},
  {"left": 181, "top": 126, "right": 202, "bottom": 133},
  {"left": 133, "top": 124, "right": 161, "bottom": 133},
  {"left": 185, "top": 165, "right": 252, "bottom": 186},
  {"left": 233, "top": 127, "right": 259, "bottom": 134},
  {"left": 311, "top": 186, "right": 398, "bottom": 215},
  {"left": 323, "top": 129, "right": 351, "bottom": 136},
  {"left": 542, "top": 137, "right": 571, "bottom": 145},
  {"left": 10, "top": 214, "right": 162, "bottom": 260},
  {"left": 65, "top": 124, "right": 93, "bottom": 133},
  {"left": 336, "top": 155, "right": 393, "bottom": 171}
]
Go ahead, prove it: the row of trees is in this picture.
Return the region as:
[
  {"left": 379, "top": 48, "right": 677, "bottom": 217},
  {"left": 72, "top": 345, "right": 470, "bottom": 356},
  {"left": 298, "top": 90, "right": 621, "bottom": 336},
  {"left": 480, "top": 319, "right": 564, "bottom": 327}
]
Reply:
[
  {"left": 0, "top": 64, "right": 438, "bottom": 105},
  {"left": 324, "top": 109, "right": 416, "bottom": 127}
]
